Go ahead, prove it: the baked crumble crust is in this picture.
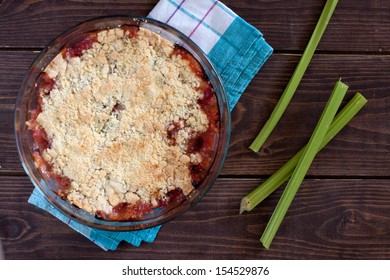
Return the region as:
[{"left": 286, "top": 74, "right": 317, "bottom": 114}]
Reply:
[{"left": 33, "top": 27, "right": 215, "bottom": 217}]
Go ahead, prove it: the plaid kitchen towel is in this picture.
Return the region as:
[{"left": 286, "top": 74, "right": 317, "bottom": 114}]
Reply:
[
  {"left": 149, "top": 0, "right": 273, "bottom": 110},
  {"left": 29, "top": 188, "right": 161, "bottom": 250},
  {"left": 28, "top": 0, "right": 272, "bottom": 250}
]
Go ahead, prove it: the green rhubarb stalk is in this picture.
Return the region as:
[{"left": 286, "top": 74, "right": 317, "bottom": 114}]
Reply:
[
  {"left": 260, "top": 80, "right": 347, "bottom": 249},
  {"left": 249, "top": 0, "right": 339, "bottom": 153},
  {"left": 240, "top": 92, "right": 367, "bottom": 214}
]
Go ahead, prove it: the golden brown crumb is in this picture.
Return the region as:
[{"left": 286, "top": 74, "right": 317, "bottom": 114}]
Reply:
[{"left": 37, "top": 27, "right": 209, "bottom": 215}]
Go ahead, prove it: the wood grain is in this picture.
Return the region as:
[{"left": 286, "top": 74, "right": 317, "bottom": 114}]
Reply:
[
  {"left": 0, "top": 51, "right": 37, "bottom": 175},
  {"left": 1, "top": 51, "right": 389, "bottom": 176},
  {"left": 0, "top": 0, "right": 389, "bottom": 52},
  {"left": 223, "top": 53, "right": 390, "bottom": 177},
  {"left": 0, "top": 0, "right": 157, "bottom": 48},
  {"left": 1, "top": 177, "right": 389, "bottom": 259},
  {"left": 229, "top": 0, "right": 390, "bottom": 53},
  {"left": 0, "top": 0, "right": 389, "bottom": 260}
]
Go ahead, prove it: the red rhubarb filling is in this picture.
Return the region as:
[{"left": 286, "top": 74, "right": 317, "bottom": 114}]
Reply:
[{"left": 27, "top": 26, "right": 220, "bottom": 221}]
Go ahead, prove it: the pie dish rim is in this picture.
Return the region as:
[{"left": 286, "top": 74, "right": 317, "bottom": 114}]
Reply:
[{"left": 15, "top": 16, "right": 231, "bottom": 231}]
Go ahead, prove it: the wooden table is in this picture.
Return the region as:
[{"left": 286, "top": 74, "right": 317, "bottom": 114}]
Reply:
[{"left": 0, "top": 0, "right": 389, "bottom": 260}]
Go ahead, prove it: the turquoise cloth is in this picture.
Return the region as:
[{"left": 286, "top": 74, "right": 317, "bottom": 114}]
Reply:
[
  {"left": 208, "top": 18, "right": 273, "bottom": 110},
  {"left": 28, "top": 0, "right": 272, "bottom": 250},
  {"left": 29, "top": 188, "right": 161, "bottom": 250}
]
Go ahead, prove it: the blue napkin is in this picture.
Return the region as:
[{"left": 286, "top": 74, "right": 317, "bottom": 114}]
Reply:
[
  {"left": 29, "top": 188, "right": 161, "bottom": 250},
  {"left": 149, "top": 0, "right": 273, "bottom": 110},
  {"left": 28, "top": 0, "right": 272, "bottom": 250}
]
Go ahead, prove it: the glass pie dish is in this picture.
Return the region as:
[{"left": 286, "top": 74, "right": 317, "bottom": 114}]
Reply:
[{"left": 15, "top": 16, "right": 230, "bottom": 231}]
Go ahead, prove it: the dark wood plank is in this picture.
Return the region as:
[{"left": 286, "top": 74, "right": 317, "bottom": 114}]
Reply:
[
  {"left": 0, "top": 51, "right": 38, "bottom": 175},
  {"left": 0, "top": 0, "right": 388, "bottom": 52},
  {"left": 1, "top": 176, "right": 389, "bottom": 259},
  {"left": 230, "top": 0, "right": 390, "bottom": 53},
  {"left": 1, "top": 51, "right": 389, "bottom": 177},
  {"left": 0, "top": 0, "right": 388, "bottom": 263},
  {"left": 223, "top": 53, "right": 390, "bottom": 177},
  {"left": 0, "top": 0, "right": 157, "bottom": 48}
]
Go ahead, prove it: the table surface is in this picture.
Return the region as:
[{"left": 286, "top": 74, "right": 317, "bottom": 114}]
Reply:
[{"left": 0, "top": 0, "right": 389, "bottom": 260}]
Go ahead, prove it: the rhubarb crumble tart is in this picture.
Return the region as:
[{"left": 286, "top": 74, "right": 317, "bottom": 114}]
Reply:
[{"left": 26, "top": 26, "right": 220, "bottom": 221}]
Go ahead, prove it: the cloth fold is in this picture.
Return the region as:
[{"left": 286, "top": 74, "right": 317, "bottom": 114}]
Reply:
[{"left": 28, "top": 0, "right": 273, "bottom": 250}]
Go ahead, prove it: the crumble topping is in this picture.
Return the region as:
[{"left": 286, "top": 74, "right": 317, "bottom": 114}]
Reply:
[{"left": 34, "top": 27, "right": 213, "bottom": 217}]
